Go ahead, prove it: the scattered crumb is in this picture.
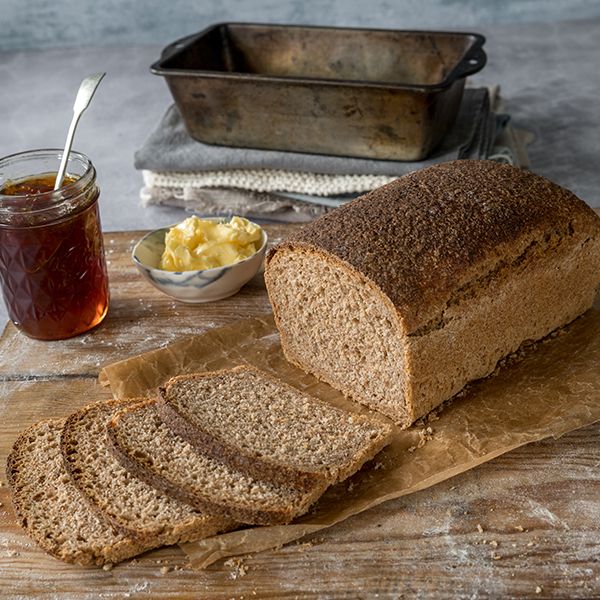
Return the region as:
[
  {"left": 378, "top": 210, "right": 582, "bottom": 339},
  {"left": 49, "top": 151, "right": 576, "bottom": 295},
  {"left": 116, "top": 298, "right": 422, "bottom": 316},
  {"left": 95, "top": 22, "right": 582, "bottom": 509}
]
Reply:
[
  {"left": 6, "top": 550, "right": 20, "bottom": 557},
  {"left": 514, "top": 525, "right": 525, "bottom": 532},
  {"left": 489, "top": 540, "right": 498, "bottom": 548},
  {"left": 296, "top": 537, "right": 324, "bottom": 548},
  {"left": 477, "top": 524, "right": 484, "bottom": 533},
  {"left": 295, "top": 542, "right": 311, "bottom": 550},
  {"left": 102, "top": 563, "right": 114, "bottom": 571},
  {"left": 449, "top": 486, "right": 456, "bottom": 491},
  {"left": 418, "top": 397, "right": 453, "bottom": 425},
  {"left": 0, "top": 480, "right": 4, "bottom": 487},
  {"left": 419, "top": 426, "right": 434, "bottom": 445},
  {"left": 224, "top": 557, "right": 249, "bottom": 579},
  {"left": 408, "top": 426, "right": 435, "bottom": 453},
  {"left": 536, "top": 586, "right": 542, "bottom": 594},
  {"left": 0, "top": 502, "right": 3, "bottom": 507},
  {"left": 160, "top": 565, "right": 172, "bottom": 575},
  {"left": 347, "top": 481, "right": 356, "bottom": 492},
  {"left": 527, "top": 541, "right": 535, "bottom": 547},
  {"left": 373, "top": 462, "right": 385, "bottom": 470},
  {"left": 490, "top": 552, "right": 501, "bottom": 560}
]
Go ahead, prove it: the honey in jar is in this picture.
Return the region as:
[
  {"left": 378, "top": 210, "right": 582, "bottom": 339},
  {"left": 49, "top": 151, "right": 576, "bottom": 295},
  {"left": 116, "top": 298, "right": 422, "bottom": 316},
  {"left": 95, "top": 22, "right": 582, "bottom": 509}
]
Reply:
[{"left": 0, "top": 150, "right": 109, "bottom": 340}]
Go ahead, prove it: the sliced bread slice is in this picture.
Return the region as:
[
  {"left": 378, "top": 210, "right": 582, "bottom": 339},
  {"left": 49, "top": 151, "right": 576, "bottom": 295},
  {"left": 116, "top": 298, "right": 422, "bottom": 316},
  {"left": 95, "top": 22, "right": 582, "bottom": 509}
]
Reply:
[
  {"left": 107, "top": 400, "right": 328, "bottom": 526},
  {"left": 61, "top": 399, "right": 234, "bottom": 546},
  {"left": 6, "top": 419, "right": 142, "bottom": 566},
  {"left": 157, "top": 365, "right": 394, "bottom": 490}
]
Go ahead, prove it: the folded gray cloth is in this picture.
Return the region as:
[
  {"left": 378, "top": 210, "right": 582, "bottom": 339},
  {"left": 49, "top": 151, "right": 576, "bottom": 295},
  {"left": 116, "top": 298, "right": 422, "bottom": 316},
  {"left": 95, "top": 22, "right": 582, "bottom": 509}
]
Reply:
[
  {"left": 140, "top": 186, "right": 330, "bottom": 223},
  {"left": 135, "top": 88, "right": 496, "bottom": 176}
]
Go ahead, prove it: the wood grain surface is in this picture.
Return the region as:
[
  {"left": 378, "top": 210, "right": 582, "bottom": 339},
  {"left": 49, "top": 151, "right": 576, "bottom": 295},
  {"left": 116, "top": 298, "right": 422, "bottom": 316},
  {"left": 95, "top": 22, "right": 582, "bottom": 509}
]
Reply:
[{"left": 0, "top": 225, "right": 599, "bottom": 600}]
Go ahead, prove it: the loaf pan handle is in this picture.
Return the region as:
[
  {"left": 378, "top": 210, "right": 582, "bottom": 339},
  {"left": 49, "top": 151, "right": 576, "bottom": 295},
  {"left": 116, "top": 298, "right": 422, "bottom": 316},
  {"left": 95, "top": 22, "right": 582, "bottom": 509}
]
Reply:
[
  {"left": 160, "top": 33, "right": 200, "bottom": 60},
  {"left": 455, "top": 46, "right": 487, "bottom": 79}
]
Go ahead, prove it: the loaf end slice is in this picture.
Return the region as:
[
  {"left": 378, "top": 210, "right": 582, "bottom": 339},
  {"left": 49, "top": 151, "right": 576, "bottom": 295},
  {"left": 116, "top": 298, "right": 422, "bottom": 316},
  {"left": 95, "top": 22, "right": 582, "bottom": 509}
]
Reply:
[
  {"left": 61, "top": 399, "right": 235, "bottom": 546},
  {"left": 6, "top": 419, "right": 142, "bottom": 566},
  {"left": 158, "top": 365, "right": 393, "bottom": 490},
  {"left": 107, "top": 400, "right": 328, "bottom": 526}
]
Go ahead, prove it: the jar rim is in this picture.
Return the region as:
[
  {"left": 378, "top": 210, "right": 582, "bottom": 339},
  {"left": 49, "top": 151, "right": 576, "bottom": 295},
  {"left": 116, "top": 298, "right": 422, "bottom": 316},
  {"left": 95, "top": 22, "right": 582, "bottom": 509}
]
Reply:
[{"left": 0, "top": 149, "right": 96, "bottom": 216}]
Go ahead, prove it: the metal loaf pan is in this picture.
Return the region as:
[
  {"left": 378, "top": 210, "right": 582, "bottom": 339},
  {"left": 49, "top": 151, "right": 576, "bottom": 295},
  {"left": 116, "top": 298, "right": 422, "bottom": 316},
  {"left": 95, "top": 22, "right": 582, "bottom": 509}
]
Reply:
[{"left": 152, "top": 23, "right": 486, "bottom": 161}]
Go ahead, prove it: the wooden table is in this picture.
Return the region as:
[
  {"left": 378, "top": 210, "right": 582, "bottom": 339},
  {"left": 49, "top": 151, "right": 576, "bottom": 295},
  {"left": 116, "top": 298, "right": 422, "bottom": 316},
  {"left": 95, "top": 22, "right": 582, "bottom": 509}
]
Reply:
[{"left": 0, "top": 225, "right": 598, "bottom": 599}]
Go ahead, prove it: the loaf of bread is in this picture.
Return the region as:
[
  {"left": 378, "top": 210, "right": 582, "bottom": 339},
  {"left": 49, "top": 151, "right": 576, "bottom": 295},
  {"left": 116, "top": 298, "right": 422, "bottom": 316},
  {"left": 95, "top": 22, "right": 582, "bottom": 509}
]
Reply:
[{"left": 265, "top": 160, "right": 600, "bottom": 427}]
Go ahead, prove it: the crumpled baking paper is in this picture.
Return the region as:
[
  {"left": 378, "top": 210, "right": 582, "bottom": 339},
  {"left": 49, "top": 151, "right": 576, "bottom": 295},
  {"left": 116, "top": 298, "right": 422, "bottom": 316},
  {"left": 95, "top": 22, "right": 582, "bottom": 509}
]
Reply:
[{"left": 99, "top": 299, "right": 600, "bottom": 569}]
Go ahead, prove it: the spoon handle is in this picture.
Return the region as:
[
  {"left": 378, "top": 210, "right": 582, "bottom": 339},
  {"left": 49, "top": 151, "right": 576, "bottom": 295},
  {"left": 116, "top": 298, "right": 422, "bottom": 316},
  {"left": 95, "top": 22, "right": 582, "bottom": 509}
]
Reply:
[{"left": 54, "top": 72, "right": 105, "bottom": 191}]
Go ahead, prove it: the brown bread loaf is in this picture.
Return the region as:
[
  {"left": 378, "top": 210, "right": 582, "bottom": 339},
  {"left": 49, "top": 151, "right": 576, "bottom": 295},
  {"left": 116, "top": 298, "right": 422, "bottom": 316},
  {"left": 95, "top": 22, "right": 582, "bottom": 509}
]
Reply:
[{"left": 265, "top": 160, "right": 600, "bottom": 427}]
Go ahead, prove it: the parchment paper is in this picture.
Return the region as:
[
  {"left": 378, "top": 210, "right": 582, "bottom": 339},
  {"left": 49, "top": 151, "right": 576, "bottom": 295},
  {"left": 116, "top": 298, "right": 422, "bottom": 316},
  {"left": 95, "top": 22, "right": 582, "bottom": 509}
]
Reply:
[{"left": 99, "top": 300, "right": 600, "bottom": 569}]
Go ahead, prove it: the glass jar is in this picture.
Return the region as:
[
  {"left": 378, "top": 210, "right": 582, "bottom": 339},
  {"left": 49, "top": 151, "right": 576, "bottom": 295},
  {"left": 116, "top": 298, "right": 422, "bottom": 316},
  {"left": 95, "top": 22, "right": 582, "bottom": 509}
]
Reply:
[{"left": 0, "top": 149, "right": 109, "bottom": 340}]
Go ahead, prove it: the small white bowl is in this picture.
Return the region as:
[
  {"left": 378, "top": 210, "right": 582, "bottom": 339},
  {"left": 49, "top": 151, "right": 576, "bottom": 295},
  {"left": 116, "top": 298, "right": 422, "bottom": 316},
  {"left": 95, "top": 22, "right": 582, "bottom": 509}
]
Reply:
[{"left": 132, "top": 218, "right": 268, "bottom": 303}]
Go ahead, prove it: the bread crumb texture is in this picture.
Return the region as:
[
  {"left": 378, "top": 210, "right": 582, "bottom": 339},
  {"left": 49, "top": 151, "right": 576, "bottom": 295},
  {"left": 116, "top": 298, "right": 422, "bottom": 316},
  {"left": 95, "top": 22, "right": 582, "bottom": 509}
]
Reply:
[
  {"left": 160, "top": 365, "right": 392, "bottom": 488},
  {"left": 6, "top": 420, "right": 140, "bottom": 566},
  {"left": 62, "top": 399, "right": 229, "bottom": 545}
]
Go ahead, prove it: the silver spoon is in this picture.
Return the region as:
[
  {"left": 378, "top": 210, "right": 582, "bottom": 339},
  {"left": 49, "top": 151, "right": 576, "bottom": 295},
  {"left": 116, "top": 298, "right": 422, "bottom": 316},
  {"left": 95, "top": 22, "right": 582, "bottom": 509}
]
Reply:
[{"left": 54, "top": 72, "right": 106, "bottom": 190}]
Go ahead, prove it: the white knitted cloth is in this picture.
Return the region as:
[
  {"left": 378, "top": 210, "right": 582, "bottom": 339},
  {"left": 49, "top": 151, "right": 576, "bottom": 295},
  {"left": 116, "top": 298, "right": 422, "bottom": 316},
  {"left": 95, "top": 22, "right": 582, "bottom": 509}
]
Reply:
[{"left": 143, "top": 169, "right": 398, "bottom": 197}]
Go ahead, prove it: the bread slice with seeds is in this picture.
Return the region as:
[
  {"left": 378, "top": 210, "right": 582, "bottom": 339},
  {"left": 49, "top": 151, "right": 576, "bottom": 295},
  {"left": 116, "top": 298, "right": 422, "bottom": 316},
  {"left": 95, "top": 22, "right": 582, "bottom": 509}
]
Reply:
[
  {"left": 107, "top": 399, "right": 328, "bottom": 526},
  {"left": 157, "top": 365, "right": 393, "bottom": 490},
  {"left": 61, "top": 399, "right": 234, "bottom": 546},
  {"left": 6, "top": 419, "right": 141, "bottom": 566}
]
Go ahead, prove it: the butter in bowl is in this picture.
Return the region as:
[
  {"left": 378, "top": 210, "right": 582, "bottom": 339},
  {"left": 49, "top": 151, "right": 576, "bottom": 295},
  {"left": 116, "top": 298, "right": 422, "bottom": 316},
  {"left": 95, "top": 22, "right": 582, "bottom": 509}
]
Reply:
[{"left": 132, "top": 215, "right": 267, "bottom": 303}]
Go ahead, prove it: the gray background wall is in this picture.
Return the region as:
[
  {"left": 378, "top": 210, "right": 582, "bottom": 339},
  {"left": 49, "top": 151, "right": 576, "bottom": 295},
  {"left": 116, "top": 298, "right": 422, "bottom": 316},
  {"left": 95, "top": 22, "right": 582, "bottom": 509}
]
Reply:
[{"left": 3, "top": 0, "right": 600, "bottom": 51}]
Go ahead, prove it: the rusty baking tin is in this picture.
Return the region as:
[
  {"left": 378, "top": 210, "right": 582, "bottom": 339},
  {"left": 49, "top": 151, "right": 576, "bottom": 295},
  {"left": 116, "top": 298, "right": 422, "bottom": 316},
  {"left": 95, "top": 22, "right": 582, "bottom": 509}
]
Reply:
[{"left": 152, "top": 23, "right": 486, "bottom": 161}]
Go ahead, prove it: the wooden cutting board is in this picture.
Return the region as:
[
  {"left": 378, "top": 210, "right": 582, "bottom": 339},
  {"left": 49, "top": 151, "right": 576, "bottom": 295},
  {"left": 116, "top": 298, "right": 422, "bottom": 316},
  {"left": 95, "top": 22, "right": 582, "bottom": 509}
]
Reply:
[{"left": 0, "top": 224, "right": 599, "bottom": 599}]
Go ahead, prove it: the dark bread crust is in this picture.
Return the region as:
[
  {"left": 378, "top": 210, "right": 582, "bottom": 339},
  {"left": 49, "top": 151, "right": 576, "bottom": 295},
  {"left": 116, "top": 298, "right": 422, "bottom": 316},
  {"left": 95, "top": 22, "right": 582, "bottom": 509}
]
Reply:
[
  {"left": 266, "top": 160, "right": 600, "bottom": 334},
  {"left": 106, "top": 399, "right": 324, "bottom": 526}
]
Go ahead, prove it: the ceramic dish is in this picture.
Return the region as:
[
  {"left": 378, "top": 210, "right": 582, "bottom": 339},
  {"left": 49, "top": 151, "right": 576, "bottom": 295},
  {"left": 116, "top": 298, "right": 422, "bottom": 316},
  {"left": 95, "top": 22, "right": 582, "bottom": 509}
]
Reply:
[{"left": 132, "top": 218, "right": 268, "bottom": 303}]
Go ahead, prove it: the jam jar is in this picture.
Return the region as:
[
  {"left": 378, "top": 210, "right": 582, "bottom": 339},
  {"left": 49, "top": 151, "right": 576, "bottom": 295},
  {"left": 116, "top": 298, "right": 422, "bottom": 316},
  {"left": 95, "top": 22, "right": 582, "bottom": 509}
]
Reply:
[{"left": 0, "top": 149, "right": 109, "bottom": 340}]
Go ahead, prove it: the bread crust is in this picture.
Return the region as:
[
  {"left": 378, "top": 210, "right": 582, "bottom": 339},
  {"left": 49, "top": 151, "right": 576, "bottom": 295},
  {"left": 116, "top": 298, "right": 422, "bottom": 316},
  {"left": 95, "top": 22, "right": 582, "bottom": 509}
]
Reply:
[{"left": 266, "top": 160, "right": 600, "bottom": 335}]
